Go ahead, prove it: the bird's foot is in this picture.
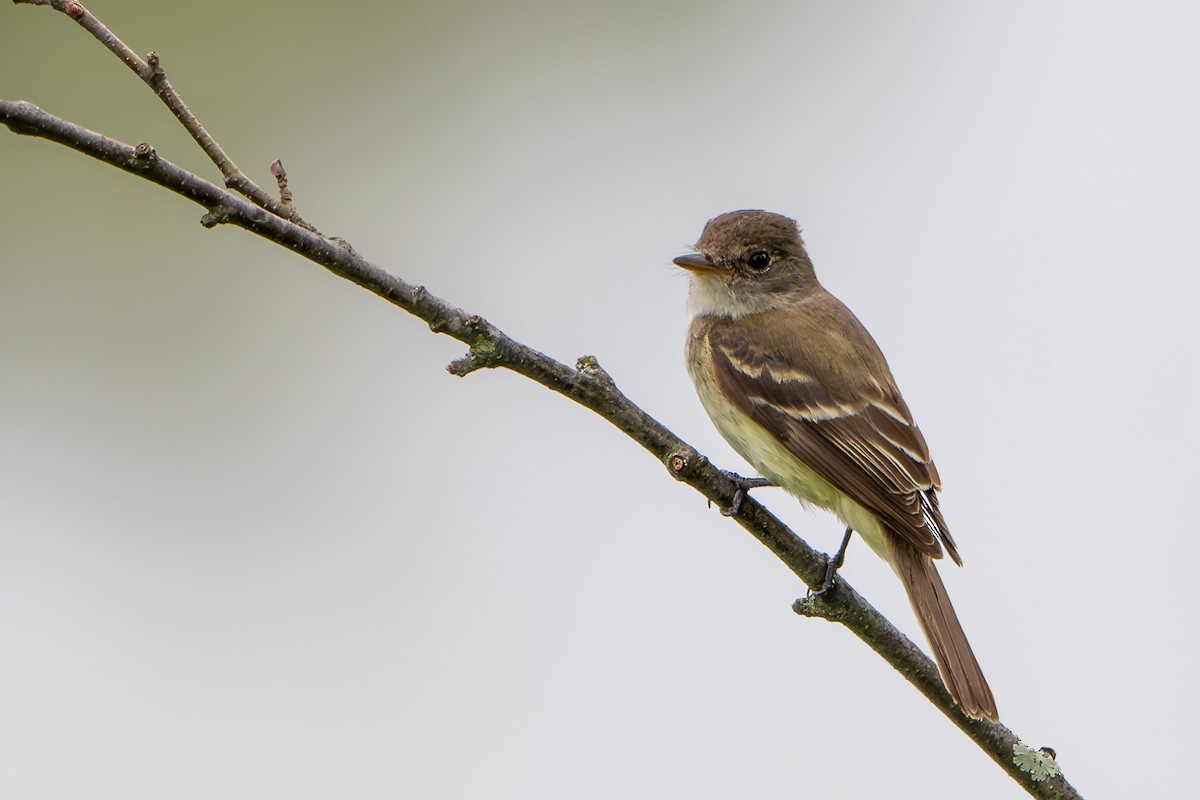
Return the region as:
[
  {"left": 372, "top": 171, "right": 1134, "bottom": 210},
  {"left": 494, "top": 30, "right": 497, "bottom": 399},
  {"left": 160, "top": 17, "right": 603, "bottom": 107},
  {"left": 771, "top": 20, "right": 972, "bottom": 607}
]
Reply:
[
  {"left": 715, "top": 471, "right": 774, "bottom": 516},
  {"left": 807, "top": 527, "right": 854, "bottom": 599}
]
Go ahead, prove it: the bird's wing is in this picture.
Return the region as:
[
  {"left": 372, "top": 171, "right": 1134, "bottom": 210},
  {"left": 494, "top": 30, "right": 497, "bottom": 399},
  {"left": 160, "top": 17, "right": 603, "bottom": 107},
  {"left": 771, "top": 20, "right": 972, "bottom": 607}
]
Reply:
[{"left": 707, "top": 319, "right": 959, "bottom": 563}]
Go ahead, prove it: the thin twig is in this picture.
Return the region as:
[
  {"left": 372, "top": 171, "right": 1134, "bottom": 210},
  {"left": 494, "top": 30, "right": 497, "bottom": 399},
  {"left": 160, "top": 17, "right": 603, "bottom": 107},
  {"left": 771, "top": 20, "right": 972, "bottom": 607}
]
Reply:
[
  {"left": 270, "top": 159, "right": 293, "bottom": 211},
  {"left": 13, "top": 0, "right": 316, "bottom": 231}
]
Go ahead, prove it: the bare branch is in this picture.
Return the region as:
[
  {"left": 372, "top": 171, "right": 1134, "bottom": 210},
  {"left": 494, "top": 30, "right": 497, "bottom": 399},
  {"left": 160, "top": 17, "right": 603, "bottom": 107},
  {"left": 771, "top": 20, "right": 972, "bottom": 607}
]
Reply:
[{"left": 1, "top": 92, "right": 1083, "bottom": 800}]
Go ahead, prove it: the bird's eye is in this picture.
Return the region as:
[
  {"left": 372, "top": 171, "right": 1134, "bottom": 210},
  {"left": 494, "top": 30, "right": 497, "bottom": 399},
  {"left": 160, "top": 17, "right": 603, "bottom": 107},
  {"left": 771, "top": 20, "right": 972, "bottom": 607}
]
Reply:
[{"left": 746, "top": 251, "right": 771, "bottom": 271}]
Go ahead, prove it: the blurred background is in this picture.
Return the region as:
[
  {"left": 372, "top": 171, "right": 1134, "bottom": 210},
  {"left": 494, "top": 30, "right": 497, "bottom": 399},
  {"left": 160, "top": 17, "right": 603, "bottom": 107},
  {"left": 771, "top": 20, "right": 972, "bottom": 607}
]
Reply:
[{"left": 2, "top": 1, "right": 1196, "bottom": 797}]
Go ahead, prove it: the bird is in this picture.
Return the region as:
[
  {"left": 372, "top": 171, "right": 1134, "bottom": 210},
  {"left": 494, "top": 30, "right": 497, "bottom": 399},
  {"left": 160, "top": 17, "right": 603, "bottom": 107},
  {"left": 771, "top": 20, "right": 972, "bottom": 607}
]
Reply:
[{"left": 675, "top": 209, "right": 997, "bottom": 721}]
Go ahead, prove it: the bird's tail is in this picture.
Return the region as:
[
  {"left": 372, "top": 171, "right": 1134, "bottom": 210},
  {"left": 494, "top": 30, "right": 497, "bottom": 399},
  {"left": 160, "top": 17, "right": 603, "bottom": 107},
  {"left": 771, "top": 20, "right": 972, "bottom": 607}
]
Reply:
[{"left": 887, "top": 531, "right": 998, "bottom": 721}]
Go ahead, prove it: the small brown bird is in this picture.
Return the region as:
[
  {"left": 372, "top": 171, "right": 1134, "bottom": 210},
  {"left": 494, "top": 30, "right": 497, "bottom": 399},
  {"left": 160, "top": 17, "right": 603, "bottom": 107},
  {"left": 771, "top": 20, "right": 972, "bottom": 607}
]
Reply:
[{"left": 675, "top": 210, "right": 997, "bottom": 721}]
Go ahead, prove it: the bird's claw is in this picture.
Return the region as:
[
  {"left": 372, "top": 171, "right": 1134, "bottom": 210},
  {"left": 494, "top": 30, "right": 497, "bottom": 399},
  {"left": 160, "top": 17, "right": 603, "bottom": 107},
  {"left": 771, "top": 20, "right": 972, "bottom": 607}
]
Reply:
[
  {"left": 717, "top": 471, "right": 773, "bottom": 516},
  {"left": 806, "top": 527, "right": 855, "bottom": 599}
]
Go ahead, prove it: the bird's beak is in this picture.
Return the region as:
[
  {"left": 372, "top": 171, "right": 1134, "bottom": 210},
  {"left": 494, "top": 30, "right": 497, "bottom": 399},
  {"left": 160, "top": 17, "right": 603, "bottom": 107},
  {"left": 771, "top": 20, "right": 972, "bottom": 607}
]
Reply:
[{"left": 672, "top": 252, "right": 727, "bottom": 273}]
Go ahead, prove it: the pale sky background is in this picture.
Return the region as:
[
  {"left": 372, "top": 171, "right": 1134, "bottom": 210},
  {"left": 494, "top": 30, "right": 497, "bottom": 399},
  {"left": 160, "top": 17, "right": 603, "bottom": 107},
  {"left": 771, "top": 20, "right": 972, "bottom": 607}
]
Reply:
[{"left": 2, "top": 1, "right": 1197, "bottom": 798}]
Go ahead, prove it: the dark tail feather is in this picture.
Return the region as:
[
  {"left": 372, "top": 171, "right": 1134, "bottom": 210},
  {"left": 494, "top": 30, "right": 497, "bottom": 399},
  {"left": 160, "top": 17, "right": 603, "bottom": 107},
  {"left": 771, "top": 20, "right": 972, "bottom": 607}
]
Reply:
[{"left": 887, "top": 532, "right": 998, "bottom": 721}]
